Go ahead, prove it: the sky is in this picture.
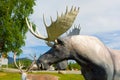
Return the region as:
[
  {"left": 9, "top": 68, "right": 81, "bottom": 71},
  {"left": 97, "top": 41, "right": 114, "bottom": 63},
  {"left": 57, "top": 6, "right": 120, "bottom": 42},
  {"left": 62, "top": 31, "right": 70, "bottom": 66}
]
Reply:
[
  {"left": 30, "top": 0, "right": 120, "bottom": 34},
  {"left": 9, "top": 0, "right": 120, "bottom": 59}
]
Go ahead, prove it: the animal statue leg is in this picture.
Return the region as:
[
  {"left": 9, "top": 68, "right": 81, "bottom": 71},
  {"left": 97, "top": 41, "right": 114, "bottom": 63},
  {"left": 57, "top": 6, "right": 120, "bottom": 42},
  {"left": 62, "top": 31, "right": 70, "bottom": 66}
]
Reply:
[
  {"left": 81, "top": 67, "right": 92, "bottom": 80},
  {"left": 81, "top": 65, "right": 107, "bottom": 80}
]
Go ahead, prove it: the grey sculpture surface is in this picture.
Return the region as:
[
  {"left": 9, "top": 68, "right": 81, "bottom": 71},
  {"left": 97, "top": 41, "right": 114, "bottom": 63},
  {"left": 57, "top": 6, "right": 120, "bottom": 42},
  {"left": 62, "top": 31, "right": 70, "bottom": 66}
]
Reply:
[
  {"left": 56, "top": 25, "right": 81, "bottom": 70},
  {"left": 37, "top": 35, "right": 120, "bottom": 80},
  {"left": 56, "top": 60, "right": 68, "bottom": 70}
]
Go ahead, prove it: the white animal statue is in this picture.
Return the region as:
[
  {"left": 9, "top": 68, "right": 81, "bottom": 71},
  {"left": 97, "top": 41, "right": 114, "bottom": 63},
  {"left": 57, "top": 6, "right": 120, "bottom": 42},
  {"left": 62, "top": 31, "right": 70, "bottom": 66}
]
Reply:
[
  {"left": 26, "top": 6, "right": 120, "bottom": 80},
  {"left": 13, "top": 52, "right": 36, "bottom": 80},
  {"left": 36, "top": 35, "right": 120, "bottom": 80},
  {"left": 14, "top": 53, "right": 59, "bottom": 80}
]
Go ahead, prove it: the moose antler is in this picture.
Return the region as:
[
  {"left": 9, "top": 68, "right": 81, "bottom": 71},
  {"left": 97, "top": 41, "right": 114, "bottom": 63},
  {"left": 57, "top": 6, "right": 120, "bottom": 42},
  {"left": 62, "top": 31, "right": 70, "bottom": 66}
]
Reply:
[
  {"left": 26, "top": 6, "right": 79, "bottom": 42},
  {"left": 66, "top": 24, "right": 81, "bottom": 36},
  {"left": 13, "top": 52, "right": 37, "bottom": 80},
  {"left": 14, "top": 53, "right": 37, "bottom": 73},
  {"left": 26, "top": 54, "right": 37, "bottom": 72},
  {"left": 13, "top": 52, "right": 23, "bottom": 73}
]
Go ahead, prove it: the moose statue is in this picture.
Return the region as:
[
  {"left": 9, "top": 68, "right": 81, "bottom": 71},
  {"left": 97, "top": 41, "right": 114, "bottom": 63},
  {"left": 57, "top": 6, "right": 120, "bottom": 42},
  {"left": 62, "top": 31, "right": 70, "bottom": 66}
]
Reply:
[{"left": 26, "top": 6, "right": 120, "bottom": 80}]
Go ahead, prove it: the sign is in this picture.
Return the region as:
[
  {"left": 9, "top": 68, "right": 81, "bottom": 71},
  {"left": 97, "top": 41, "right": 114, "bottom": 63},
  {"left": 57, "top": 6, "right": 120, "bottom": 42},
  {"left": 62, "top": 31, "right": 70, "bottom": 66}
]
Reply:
[{"left": 0, "top": 58, "right": 8, "bottom": 68}]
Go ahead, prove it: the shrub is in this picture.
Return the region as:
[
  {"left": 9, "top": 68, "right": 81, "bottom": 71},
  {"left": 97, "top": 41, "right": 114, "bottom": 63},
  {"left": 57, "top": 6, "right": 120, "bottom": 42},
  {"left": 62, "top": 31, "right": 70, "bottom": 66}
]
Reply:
[{"left": 67, "top": 62, "right": 81, "bottom": 70}]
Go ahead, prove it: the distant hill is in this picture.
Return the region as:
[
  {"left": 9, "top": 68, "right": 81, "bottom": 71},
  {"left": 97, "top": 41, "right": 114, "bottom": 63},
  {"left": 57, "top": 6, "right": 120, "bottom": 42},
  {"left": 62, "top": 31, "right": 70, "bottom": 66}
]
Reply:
[
  {"left": 8, "top": 56, "right": 32, "bottom": 64},
  {"left": 8, "top": 56, "right": 14, "bottom": 64}
]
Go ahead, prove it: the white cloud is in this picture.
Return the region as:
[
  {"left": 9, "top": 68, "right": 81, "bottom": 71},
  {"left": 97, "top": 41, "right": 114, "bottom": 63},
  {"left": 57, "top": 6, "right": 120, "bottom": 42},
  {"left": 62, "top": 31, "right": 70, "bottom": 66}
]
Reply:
[
  {"left": 31, "top": 0, "right": 120, "bottom": 35},
  {"left": 25, "top": 32, "right": 46, "bottom": 47}
]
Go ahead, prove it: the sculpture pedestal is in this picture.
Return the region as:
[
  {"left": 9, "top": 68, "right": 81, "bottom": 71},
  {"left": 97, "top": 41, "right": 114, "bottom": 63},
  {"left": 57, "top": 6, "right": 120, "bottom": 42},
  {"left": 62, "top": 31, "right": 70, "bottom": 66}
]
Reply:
[{"left": 27, "top": 74, "right": 59, "bottom": 80}]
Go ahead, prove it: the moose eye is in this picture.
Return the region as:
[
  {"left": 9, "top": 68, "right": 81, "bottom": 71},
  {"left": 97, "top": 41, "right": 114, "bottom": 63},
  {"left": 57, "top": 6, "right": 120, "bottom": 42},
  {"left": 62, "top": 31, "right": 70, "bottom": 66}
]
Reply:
[
  {"left": 53, "top": 44, "right": 58, "bottom": 48},
  {"left": 52, "top": 45, "right": 60, "bottom": 51}
]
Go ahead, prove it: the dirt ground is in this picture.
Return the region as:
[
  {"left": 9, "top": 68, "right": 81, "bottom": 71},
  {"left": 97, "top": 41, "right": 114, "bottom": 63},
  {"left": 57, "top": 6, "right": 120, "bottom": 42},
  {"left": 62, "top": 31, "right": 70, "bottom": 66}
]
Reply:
[{"left": 27, "top": 74, "right": 59, "bottom": 80}]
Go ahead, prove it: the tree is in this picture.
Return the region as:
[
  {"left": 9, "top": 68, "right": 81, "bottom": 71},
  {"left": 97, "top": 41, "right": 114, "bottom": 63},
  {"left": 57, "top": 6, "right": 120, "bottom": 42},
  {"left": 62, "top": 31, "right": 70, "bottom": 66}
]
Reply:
[{"left": 0, "top": 0, "right": 35, "bottom": 55}]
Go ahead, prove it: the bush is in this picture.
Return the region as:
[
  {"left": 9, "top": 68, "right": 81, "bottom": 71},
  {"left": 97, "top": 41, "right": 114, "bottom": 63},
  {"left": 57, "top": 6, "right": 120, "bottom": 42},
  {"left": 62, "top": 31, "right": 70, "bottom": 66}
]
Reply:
[{"left": 67, "top": 62, "right": 81, "bottom": 70}]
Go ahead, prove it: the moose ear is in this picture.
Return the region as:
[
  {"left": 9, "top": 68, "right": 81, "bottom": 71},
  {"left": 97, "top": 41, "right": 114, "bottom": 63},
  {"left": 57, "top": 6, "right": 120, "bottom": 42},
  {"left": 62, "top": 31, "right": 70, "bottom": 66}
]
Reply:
[
  {"left": 55, "top": 39, "right": 64, "bottom": 45},
  {"left": 45, "top": 41, "right": 54, "bottom": 47}
]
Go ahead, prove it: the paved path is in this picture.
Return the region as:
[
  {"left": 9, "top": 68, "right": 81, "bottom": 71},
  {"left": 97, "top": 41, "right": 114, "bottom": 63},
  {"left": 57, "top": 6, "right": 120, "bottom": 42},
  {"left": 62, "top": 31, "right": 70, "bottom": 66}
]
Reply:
[
  {"left": 2, "top": 68, "right": 81, "bottom": 74},
  {"left": 33, "top": 70, "right": 81, "bottom": 74}
]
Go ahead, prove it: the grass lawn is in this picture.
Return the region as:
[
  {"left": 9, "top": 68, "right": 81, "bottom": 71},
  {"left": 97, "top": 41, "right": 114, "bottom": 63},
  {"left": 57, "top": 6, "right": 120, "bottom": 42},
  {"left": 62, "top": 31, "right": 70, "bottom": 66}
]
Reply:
[
  {"left": 0, "top": 71, "right": 84, "bottom": 80},
  {"left": 35, "top": 72, "right": 84, "bottom": 80},
  {"left": 0, "top": 72, "right": 21, "bottom": 80}
]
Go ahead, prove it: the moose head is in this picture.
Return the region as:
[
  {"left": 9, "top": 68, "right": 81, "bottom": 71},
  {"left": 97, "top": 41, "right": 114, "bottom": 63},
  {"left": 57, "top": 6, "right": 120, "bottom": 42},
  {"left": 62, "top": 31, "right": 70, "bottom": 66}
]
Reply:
[{"left": 25, "top": 6, "right": 79, "bottom": 70}]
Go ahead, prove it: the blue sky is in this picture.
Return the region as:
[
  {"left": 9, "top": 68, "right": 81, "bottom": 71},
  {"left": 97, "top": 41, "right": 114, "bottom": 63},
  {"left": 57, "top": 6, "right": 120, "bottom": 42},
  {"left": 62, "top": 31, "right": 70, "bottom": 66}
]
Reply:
[
  {"left": 93, "top": 30, "right": 120, "bottom": 49},
  {"left": 9, "top": 0, "right": 120, "bottom": 59}
]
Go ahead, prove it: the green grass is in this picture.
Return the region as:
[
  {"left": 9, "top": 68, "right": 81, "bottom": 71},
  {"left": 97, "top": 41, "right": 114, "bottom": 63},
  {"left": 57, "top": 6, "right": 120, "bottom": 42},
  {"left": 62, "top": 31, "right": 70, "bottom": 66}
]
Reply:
[
  {"left": 0, "top": 71, "right": 84, "bottom": 80},
  {"left": 0, "top": 72, "right": 21, "bottom": 80},
  {"left": 34, "top": 72, "right": 84, "bottom": 80}
]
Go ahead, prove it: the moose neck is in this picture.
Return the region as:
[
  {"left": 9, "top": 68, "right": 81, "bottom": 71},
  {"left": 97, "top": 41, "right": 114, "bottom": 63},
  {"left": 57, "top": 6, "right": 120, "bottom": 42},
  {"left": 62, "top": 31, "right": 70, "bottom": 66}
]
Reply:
[
  {"left": 68, "top": 46, "right": 108, "bottom": 80},
  {"left": 66, "top": 35, "right": 114, "bottom": 80},
  {"left": 21, "top": 72, "right": 27, "bottom": 80}
]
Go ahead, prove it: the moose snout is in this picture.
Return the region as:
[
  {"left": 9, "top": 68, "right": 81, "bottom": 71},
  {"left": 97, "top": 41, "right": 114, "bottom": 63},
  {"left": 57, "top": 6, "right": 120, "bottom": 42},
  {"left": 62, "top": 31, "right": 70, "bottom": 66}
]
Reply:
[{"left": 37, "top": 61, "right": 50, "bottom": 70}]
